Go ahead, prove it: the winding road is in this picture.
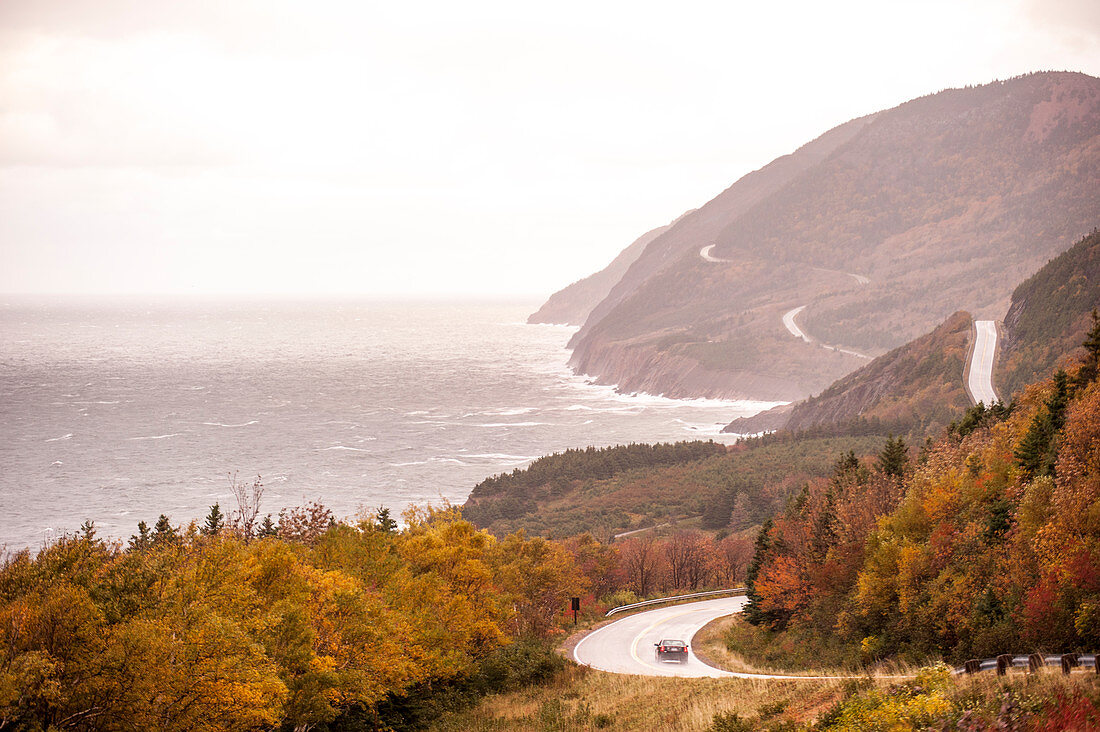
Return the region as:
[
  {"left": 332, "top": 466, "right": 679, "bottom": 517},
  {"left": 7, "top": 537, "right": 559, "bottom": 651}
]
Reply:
[
  {"left": 574, "top": 596, "right": 747, "bottom": 678},
  {"left": 968, "top": 320, "right": 999, "bottom": 405},
  {"left": 573, "top": 596, "right": 864, "bottom": 680},
  {"left": 699, "top": 244, "right": 729, "bottom": 263},
  {"left": 782, "top": 305, "right": 871, "bottom": 360}
]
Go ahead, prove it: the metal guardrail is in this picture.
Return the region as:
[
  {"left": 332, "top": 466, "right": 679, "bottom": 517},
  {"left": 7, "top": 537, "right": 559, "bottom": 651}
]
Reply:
[
  {"left": 605, "top": 587, "right": 747, "bottom": 617},
  {"left": 958, "top": 653, "right": 1098, "bottom": 676}
]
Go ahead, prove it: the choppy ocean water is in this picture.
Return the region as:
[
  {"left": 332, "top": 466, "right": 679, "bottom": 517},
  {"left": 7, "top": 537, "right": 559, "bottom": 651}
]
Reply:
[{"left": 0, "top": 298, "right": 781, "bottom": 550}]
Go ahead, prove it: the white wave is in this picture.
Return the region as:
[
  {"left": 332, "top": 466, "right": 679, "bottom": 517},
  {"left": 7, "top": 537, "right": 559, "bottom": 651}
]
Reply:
[
  {"left": 73, "top": 400, "right": 121, "bottom": 405},
  {"left": 391, "top": 457, "right": 469, "bottom": 467},
  {"left": 46, "top": 433, "right": 73, "bottom": 442},
  {"left": 467, "top": 453, "right": 538, "bottom": 461},
  {"left": 323, "top": 445, "right": 371, "bottom": 452},
  {"left": 51, "top": 460, "right": 63, "bottom": 465},
  {"left": 485, "top": 407, "right": 538, "bottom": 416},
  {"left": 127, "top": 433, "right": 183, "bottom": 441},
  {"left": 201, "top": 420, "right": 259, "bottom": 428},
  {"left": 475, "top": 421, "right": 548, "bottom": 428}
]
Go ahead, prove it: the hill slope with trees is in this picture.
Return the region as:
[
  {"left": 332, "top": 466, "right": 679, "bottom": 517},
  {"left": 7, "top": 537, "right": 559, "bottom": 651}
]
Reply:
[
  {"left": 998, "top": 227, "right": 1100, "bottom": 397},
  {"left": 559, "top": 72, "right": 1100, "bottom": 401}
]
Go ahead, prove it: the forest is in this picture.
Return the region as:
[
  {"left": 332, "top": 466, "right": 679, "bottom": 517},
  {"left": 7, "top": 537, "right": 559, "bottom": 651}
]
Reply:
[{"left": 742, "top": 314, "right": 1100, "bottom": 665}]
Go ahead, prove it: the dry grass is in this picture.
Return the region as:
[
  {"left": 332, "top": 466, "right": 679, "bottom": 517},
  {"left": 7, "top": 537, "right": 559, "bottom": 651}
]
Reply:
[{"left": 430, "top": 662, "right": 850, "bottom": 731}]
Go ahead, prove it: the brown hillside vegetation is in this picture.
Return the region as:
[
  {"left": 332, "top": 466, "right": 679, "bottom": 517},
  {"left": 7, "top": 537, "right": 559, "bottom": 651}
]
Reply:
[
  {"left": 999, "top": 227, "right": 1100, "bottom": 397},
  {"left": 463, "top": 436, "right": 887, "bottom": 539},
  {"left": 725, "top": 310, "right": 974, "bottom": 437},
  {"left": 566, "top": 72, "right": 1100, "bottom": 401}
]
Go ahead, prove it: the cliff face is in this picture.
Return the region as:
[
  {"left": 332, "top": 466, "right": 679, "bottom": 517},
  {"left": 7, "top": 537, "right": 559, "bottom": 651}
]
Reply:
[
  {"left": 562, "top": 72, "right": 1100, "bottom": 401},
  {"left": 526, "top": 219, "right": 677, "bottom": 326}
]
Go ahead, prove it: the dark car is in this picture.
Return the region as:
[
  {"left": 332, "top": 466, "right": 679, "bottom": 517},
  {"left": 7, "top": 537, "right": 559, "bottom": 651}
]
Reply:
[{"left": 654, "top": 639, "right": 689, "bottom": 663}]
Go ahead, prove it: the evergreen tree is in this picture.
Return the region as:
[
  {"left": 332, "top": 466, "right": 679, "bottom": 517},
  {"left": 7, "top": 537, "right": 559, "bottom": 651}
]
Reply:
[
  {"left": 743, "top": 519, "right": 774, "bottom": 626},
  {"left": 809, "top": 488, "right": 838, "bottom": 561},
  {"left": 1074, "top": 309, "right": 1100, "bottom": 388},
  {"left": 79, "top": 520, "right": 96, "bottom": 541},
  {"left": 201, "top": 503, "right": 224, "bottom": 536},
  {"left": 151, "top": 514, "right": 178, "bottom": 546},
  {"left": 877, "top": 435, "right": 908, "bottom": 479},
  {"left": 376, "top": 507, "right": 398, "bottom": 533},
  {"left": 257, "top": 514, "right": 277, "bottom": 538},
  {"left": 1015, "top": 370, "right": 1069, "bottom": 479},
  {"left": 129, "top": 520, "right": 151, "bottom": 551}
]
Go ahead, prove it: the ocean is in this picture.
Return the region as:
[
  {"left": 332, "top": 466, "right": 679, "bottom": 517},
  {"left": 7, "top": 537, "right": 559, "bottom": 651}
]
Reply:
[{"left": 0, "top": 298, "right": 781, "bottom": 550}]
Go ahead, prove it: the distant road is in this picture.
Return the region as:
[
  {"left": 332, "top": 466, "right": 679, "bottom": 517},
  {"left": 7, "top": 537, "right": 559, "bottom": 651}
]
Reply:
[
  {"left": 699, "top": 244, "right": 729, "bottom": 263},
  {"left": 782, "top": 305, "right": 871, "bottom": 360},
  {"left": 968, "top": 320, "right": 999, "bottom": 405},
  {"left": 573, "top": 596, "right": 862, "bottom": 680},
  {"left": 782, "top": 306, "right": 811, "bottom": 343}
]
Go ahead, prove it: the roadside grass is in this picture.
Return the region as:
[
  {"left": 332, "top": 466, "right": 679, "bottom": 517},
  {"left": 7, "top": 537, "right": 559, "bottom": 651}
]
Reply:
[
  {"left": 694, "top": 615, "right": 888, "bottom": 675},
  {"left": 429, "top": 663, "right": 847, "bottom": 731},
  {"left": 431, "top": 659, "right": 1100, "bottom": 731}
]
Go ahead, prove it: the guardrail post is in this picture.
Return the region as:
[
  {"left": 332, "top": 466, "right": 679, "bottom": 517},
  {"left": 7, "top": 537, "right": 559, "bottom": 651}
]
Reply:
[
  {"left": 1061, "top": 654, "right": 1079, "bottom": 675},
  {"left": 996, "top": 654, "right": 1011, "bottom": 676},
  {"left": 964, "top": 659, "right": 981, "bottom": 674},
  {"left": 1028, "top": 653, "right": 1043, "bottom": 674}
]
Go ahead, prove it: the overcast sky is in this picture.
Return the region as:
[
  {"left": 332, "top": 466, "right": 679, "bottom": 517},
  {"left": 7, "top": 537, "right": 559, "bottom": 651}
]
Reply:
[{"left": 1, "top": 0, "right": 1098, "bottom": 298}]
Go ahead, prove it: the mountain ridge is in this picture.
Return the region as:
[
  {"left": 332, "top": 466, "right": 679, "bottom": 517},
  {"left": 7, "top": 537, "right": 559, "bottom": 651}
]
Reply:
[{"left": 547, "top": 71, "right": 1100, "bottom": 403}]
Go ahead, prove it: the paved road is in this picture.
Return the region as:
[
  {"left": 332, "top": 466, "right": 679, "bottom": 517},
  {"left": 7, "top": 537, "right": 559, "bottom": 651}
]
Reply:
[
  {"left": 699, "top": 244, "right": 729, "bottom": 263},
  {"left": 968, "top": 320, "right": 999, "bottom": 405},
  {"left": 573, "top": 596, "right": 862, "bottom": 679},
  {"left": 782, "top": 305, "right": 870, "bottom": 360},
  {"left": 782, "top": 306, "right": 811, "bottom": 343},
  {"left": 574, "top": 596, "right": 747, "bottom": 678}
]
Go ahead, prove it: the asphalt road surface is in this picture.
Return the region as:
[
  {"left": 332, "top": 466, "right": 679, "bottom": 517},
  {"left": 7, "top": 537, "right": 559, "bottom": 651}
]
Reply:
[
  {"left": 573, "top": 597, "right": 748, "bottom": 678},
  {"left": 968, "top": 320, "right": 999, "bottom": 405}
]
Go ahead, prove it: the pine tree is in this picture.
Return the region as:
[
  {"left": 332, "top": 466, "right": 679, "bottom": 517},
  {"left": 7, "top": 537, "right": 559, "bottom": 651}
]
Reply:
[
  {"left": 257, "top": 514, "right": 277, "bottom": 538},
  {"left": 201, "top": 503, "right": 224, "bottom": 536},
  {"left": 1075, "top": 309, "right": 1100, "bottom": 388},
  {"left": 877, "top": 435, "right": 908, "bottom": 479},
  {"left": 151, "top": 514, "right": 178, "bottom": 545},
  {"left": 376, "top": 507, "right": 398, "bottom": 533},
  {"left": 1015, "top": 370, "right": 1069, "bottom": 479},
  {"left": 743, "top": 519, "right": 774, "bottom": 625},
  {"left": 130, "top": 520, "right": 151, "bottom": 551}
]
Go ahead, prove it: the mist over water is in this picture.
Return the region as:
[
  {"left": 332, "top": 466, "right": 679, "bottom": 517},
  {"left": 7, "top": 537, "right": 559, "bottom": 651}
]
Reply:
[{"left": 0, "top": 298, "right": 781, "bottom": 550}]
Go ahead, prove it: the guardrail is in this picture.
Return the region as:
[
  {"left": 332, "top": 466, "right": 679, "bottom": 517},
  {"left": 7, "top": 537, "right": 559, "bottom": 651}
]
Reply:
[
  {"left": 605, "top": 587, "right": 747, "bottom": 617},
  {"left": 958, "top": 653, "right": 1098, "bottom": 676}
]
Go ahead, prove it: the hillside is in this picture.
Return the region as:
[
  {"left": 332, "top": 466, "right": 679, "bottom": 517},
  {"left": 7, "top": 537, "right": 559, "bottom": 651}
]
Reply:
[
  {"left": 562, "top": 72, "right": 1100, "bottom": 401},
  {"left": 724, "top": 311, "right": 974, "bottom": 436},
  {"left": 998, "top": 228, "right": 1100, "bottom": 396},
  {"left": 527, "top": 218, "right": 678, "bottom": 325},
  {"left": 565, "top": 113, "right": 877, "bottom": 349},
  {"left": 462, "top": 436, "right": 887, "bottom": 539}
]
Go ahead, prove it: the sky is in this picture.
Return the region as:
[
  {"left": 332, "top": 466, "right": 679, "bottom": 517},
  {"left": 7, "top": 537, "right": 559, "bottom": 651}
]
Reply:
[{"left": 1, "top": 0, "right": 1098, "bottom": 299}]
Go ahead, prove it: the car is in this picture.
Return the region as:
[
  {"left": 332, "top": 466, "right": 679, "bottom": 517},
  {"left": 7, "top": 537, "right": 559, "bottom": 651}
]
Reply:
[{"left": 654, "top": 639, "right": 689, "bottom": 663}]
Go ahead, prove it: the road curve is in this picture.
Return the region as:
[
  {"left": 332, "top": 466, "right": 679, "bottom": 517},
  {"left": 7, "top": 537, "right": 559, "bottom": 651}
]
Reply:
[
  {"left": 573, "top": 596, "right": 864, "bottom": 680},
  {"left": 574, "top": 596, "right": 747, "bottom": 678},
  {"left": 699, "top": 244, "right": 730, "bottom": 263},
  {"left": 782, "top": 306, "right": 811, "bottom": 343},
  {"left": 782, "top": 305, "right": 871, "bottom": 360},
  {"left": 968, "top": 320, "right": 999, "bottom": 405}
]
